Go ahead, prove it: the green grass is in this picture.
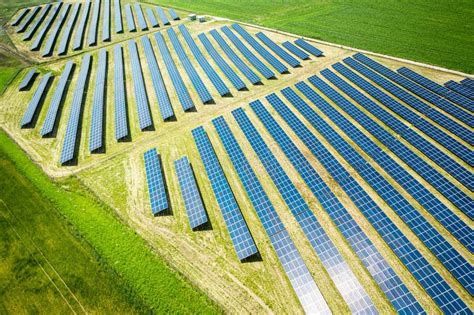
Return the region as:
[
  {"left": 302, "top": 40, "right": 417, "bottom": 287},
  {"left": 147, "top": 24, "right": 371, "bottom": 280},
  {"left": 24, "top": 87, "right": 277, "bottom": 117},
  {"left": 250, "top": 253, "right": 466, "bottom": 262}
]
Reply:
[
  {"left": 0, "top": 128, "right": 221, "bottom": 314},
  {"left": 0, "top": 52, "right": 22, "bottom": 94},
  {"left": 145, "top": 0, "right": 474, "bottom": 73}
]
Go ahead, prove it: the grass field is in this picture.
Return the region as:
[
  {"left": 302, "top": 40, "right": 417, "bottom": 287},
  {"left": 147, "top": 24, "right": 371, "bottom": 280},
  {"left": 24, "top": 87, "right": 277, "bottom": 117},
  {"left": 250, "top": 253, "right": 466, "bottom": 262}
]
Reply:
[{"left": 145, "top": 0, "right": 474, "bottom": 74}]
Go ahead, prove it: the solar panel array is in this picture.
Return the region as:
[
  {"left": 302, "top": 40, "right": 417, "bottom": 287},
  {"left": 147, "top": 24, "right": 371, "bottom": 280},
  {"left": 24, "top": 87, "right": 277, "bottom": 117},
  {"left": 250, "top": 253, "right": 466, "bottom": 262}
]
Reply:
[
  {"left": 169, "top": 8, "right": 179, "bottom": 20},
  {"left": 198, "top": 33, "right": 246, "bottom": 91},
  {"left": 113, "top": 44, "right": 128, "bottom": 140},
  {"left": 17, "top": 6, "right": 40, "bottom": 33},
  {"left": 102, "top": 0, "right": 110, "bottom": 41},
  {"left": 282, "top": 41, "right": 309, "bottom": 60},
  {"left": 72, "top": 0, "right": 91, "bottom": 50},
  {"left": 141, "top": 35, "right": 174, "bottom": 120},
  {"left": 42, "top": 3, "right": 71, "bottom": 56},
  {"left": 174, "top": 156, "right": 208, "bottom": 229},
  {"left": 167, "top": 27, "right": 212, "bottom": 104},
  {"left": 179, "top": 25, "right": 230, "bottom": 96},
  {"left": 60, "top": 54, "right": 91, "bottom": 164},
  {"left": 87, "top": 0, "right": 101, "bottom": 46},
  {"left": 155, "top": 7, "right": 170, "bottom": 25},
  {"left": 460, "top": 77, "right": 474, "bottom": 89},
  {"left": 57, "top": 2, "right": 81, "bottom": 55},
  {"left": 212, "top": 116, "right": 333, "bottom": 314},
  {"left": 128, "top": 39, "right": 152, "bottom": 130},
  {"left": 114, "top": 0, "right": 123, "bottom": 33},
  {"left": 209, "top": 29, "right": 261, "bottom": 85},
  {"left": 154, "top": 32, "right": 194, "bottom": 111},
  {"left": 144, "top": 148, "right": 169, "bottom": 215},
  {"left": 18, "top": 68, "right": 37, "bottom": 91},
  {"left": 20, "top": 72, "right": 52, "bottom": 127},
  {"left": 232, "top": 24, "right": 288, "bottom": 74},
  {"left": 398, "top": 67, "right": 474, "bottom": 112},
  {"left": 11, "top": 8, "right": 30, "bottom": 26},
  {"left": 125, "top": 4, "right": 136, "bottom": 32},
  {"left": 23, "top": 4, "right": 52, "bottom": 41},
  {"left": 89, "top": 49, "right": 107, "bottom": 152},
  {"left": 445, "top": 80, "right": 474, "bottom": 100},
  {"left": 256, "top": 32, "right": 300, "bottom": 67},
  {"left": 192, "top": 126, "right": 258, "bottom": 261},
  {"left": 134, "top": 3, "right": 148, "bottom": 31},
  {"left": 30, "top": 3, "right": 62, "bottom": 51},
  {"left": 294, "top": 38, "right": 323, "bottom": 57},
  {"left": 146, "top": 8, "right": 158, "bottom": 27},
  {"left": 285, "top": 83, "right": 470, "bottom": 312},
  {"left": 41, "top": 61, "right": 74, "bottom": 137}
]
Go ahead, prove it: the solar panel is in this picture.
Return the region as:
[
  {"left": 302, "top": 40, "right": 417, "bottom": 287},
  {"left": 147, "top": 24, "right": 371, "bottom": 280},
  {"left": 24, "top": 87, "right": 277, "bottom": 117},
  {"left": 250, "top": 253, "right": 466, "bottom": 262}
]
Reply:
[
  {"left": 398, "top": 67, "right": 474, "bottom": 112},
  {"left": 134, "top": 3, "right": 147, "bottom": 31},
  {"left": 232, "top": 106, "right": 421, "bottom": 314},
  {"left": 340, "top": 58, "right": 474, "bottom": 169},
  {"left": 128, "top": 39, "right": 152, "bottom": 130},
  {"left": 41, "top": 61, "right": 74, "bottom": 137},
  {"left": 23, "top": 4, "right": 52, "bottom": 41},
  {"left": 209, "top": 29, "right": 261, "bottom": 85},
  {"left": 155, "top": 7, "right": 170, "bottom": 25},
  {"left": 154, "top": 32, "right": 194, "bottom": 111},
  {"left": 168, "top": 8, "right": 179, "bottom": 20},
  {"left": 174, "top": 156, "right": 208, "bottom": 229},
  {"left": 60, "top": 54, "right": 92, "bottom": 165},
  {"left": 232, "top": 24, "right": 288, "bottom": 73},
  {"left": 20, "top": 72, "right": 52, "bottom": 127},
  {"left": 114, "top": 0, "right": 123, "bottom": 33},
  {"left": 198, "top": 33, "right": 246, "bottom": 91},
  {"left": 87, "top": 0, "right": 100, "bottom": 46},
  {"left": 192, "top": 126, "right": 258, "bottom": 261},
  {"left": 141, "top": 35, "right": 174, "bottom": 120},
  {"left": 124, "top": 4, "right": 136, "bottom": 32},
  {"left": 354, "top": 53, "right": 474, "bottom": 128},
  {"left": 11, "top": 8, "right": 30, "bottom": 26},
  {"left": 212, "top": 116, "right": 333, "bottom": 314},
  {"left": 445, "top": 80, "right": 474, "bottom": 100},
  {"left": 282, "top": 41, "right": 309, "bottom": 60},
  {"left": 42, "top": 4, "right": 71, "bottom": 57},
  {"left": 102, "top": 0, "right": 110, "bottom": 41},
  {"left": 167, "top": 28, "right": 212, "bottom": 104},
  {"left": 113, "top": 44, "right": 128, "bottom": 140},
  {"left": 57, "top": 2, "right": 81, "bottom": 55},
  {"left": 18, "top": 68, "right": 38, "bottom": 91},
  {"left": 460, "top": 78, "right": 474, "bottom": 90},
  {"left": 89, "top": 49, "right": 107, "bottom": 152},
  {"left": 221, "top": 26, "right": 275, "bottom": 79},
  {"left": 144, "top": 148, "right": 169, "bottom": 215},
  {"left": 294, "top": 38, "right": 323, "bottom": 57},
  {"left": 146, "top": 8, "right": 159, "bottom": 27},
  {"left": 286, "top": 84, "right": 471, "bottom": 311},
  {"left": 30, "top": 3, "right": 62, "bottom": 51},
  {"left": 179, "top": 25, "right": 230, "bottom": 96},
  {"left": 255, "top": 32, "right": 300, "bottom": 68},
  {"left": 17, "top": 6, "right": 40, "bottom": 33},
  {"left": 72, "top": 0, "right": 91, "bottom": 50}
]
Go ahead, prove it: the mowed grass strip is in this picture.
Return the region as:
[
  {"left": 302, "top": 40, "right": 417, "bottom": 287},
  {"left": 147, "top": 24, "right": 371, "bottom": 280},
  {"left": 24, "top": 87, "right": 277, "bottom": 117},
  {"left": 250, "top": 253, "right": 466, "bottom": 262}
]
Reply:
[
  {"left": 145, "top": 0, "right": 474, "bottom": 73},
  {"left": 0, "top": 129, "right": 221, "bottom": 314}
]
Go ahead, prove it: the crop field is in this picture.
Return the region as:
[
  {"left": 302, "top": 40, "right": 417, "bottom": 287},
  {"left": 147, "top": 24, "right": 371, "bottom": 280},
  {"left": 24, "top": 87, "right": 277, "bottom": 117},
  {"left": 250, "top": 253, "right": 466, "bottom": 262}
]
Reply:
[{"left": 1, "top": 0, "right": 473, "bottom": 313}]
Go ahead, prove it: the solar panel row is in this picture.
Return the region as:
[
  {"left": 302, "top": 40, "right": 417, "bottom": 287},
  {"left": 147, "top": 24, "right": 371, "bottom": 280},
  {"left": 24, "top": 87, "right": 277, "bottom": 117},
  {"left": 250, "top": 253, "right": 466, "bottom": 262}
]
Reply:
[
  {"left": 232, "top": 24, "right": 288, "bottom": 74},
  {"left": 60, "top": 54, "right": 92, "bottom": 164},
  {"left": 154, "top": 32, "right": 194, "bottom": 111},
  {"left": 460, "top": 78, "right": 474, "bottom": 89},
  {"left": 445, "top": 80, "right": 474, "bottom": 100},
  {"left": 72, "top": 0, "right": 91, "bottom": 50},
  {"left": 89, "top": 49, "right": 107, "bottom": 152},
  {"left": 17, "top": 6, "right": 40, "bottom": 33},
  {"left": 31, "top": 3, "right": 62, "bottom": 51},
  {"left": 141, "top": 35, "right": 174, "bottom": 120},
  {"left": 57, "top": 2, "right": 81, "bottom": 55},
  {"left": 284, "top": 84, "right": 470, "bottom": 312},
  {"left": 398, "top": 67, "right": 474, "bottom": 112},
  {"left": 294, "top": 38, "right": 323, "bottom": 57},
  {"left": 192, "top": 126, "right": 258, "bottom": 261},
  {"left": 11, "top": 8, "right": 30, "bottom": 26},
  {"left": 255, "top": 32, "right": 300, "bottom": 67},
  {"left": 146, "top": 8, "right": 158, "bottom": 27},
  {"left": 354, "top": 53, "right": 474, "bottom": 128},
  {"left": 23, "top": 4, "right": 52, "bottom": 41},
  {"left": 212, "top": 116, "right": 333, "bottom": 314},
  {"left": 282, "top": 41, "right": 309, "bottom": 60},
  {"left": 128, "top": 39, "right": 152, "bottom": 130},
  {"left": 87, "top": 0, "right": 101, "bottom": 46},
  {"left": 343, "top": 57, "right": 474, "bottom": 155},
  {"left": 20, "top": 72, "right": 52, "bottom": 127},
  {"left": 237, "top": 103, "right": 422, "bottom": 313},
  {"left": 167, "top": 27, "right": 212, "bottom": 104},
  {"left": 198, "top": 33, "right": 246, "bottom": 91},
  {"left": 155, "top": 7, "right": 169, "bottom": 25},
  {"left": 18, "top": 68, "right": 37, "bottom": 91},
  {"left": 169, "top": 8, "right": 179, "bottom": 20},
  {"left": 179, "top": 25, "right": 230, "bottom": 96},
  {"left": 209, "top": 29, "right": 261, "bottom": 85},
  {"left": 124, "top": 4, "right": 136, "bottom": 32},
  {"left": 174, "top": 156, "right": 208, "bottom": 229},
  {"left": 41, "top": 61, "right": 74, "bottom": 137},
  {"left": 102, "top": 0, "right": 110, "bottom": 41},
  {"left": 114, "top": 0, "right": 123, "bottom": 33},
  {"left": 113, "top": 44, "right": 128, "bottom": 140},
  {"left": 221, "top": 26, "right": 274, "bottom": 79},
  {"left": 42, "top": 4, "right": 71, "bottom": 57},
  {"left": 144, "top": 148, "right": 169, "bottom": 215},
  {"left": 134, "top": 3, "right": 147, "bottom": 31}
]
